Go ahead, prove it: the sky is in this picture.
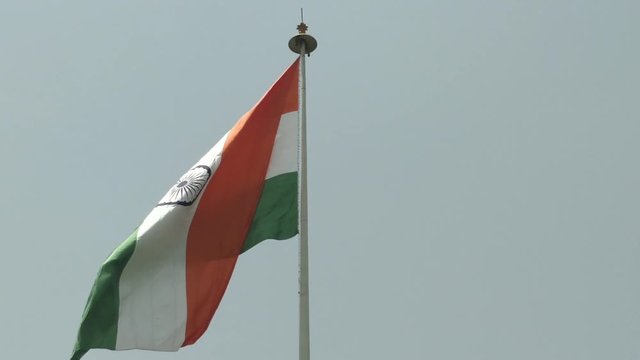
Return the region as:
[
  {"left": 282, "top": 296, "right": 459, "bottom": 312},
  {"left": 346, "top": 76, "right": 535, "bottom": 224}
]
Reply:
[{"left": 1, "top": 1, "right": 640, "bottom": 359}]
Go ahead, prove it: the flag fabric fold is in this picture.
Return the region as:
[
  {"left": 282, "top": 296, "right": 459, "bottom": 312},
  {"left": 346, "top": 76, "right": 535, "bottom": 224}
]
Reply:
[{"left": 72, "top": 59, "right": 300, "bottom": 360}]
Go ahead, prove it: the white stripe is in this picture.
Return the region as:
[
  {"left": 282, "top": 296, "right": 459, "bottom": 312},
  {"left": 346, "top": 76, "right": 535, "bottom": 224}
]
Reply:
[
  {"left": 115, "top": 133, "right": 227, "bottom": 350},
  {"left": 265, "top": 111, "right": 298, "bottom": 179}
]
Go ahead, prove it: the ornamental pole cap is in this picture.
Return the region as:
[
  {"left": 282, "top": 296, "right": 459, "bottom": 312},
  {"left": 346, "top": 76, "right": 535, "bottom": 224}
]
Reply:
[{"left": 288, "top": 22, "right": 317, "bottom": 55}]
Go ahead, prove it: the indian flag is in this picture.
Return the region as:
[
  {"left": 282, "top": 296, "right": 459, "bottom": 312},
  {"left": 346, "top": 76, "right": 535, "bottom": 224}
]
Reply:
[{"left": 71, "top": 60, "right": 300, "bottom": 360}]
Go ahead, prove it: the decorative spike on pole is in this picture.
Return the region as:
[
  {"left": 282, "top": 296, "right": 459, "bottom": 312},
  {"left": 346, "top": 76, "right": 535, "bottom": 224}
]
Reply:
[{"left": 289, "top": 15, "right": 316, "bottom": 360}]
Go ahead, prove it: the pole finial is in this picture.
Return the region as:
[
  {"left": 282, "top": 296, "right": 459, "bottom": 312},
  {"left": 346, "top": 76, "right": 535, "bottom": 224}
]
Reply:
[
  {"left": 288, "top": 12, "right": 317, "bottom": 56},
  {"left": 297, "top": 22, "right": 308, "bottom": 34}
]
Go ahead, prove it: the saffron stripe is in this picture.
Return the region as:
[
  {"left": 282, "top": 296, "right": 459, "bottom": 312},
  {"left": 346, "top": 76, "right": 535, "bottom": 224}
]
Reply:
[{"left": 182, "top": 59, "right": 299, "bottom": 345}]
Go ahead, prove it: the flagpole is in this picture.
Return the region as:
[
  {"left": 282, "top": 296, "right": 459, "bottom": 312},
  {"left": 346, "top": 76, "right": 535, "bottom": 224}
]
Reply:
[{"left": 289, "top": 18, "right": 317, "bottom": 360}]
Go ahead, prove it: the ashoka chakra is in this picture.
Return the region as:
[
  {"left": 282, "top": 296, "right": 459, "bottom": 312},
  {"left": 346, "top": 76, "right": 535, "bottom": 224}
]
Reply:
[{"left": 157, "top": 165, "right": 212, "bottom": 206}]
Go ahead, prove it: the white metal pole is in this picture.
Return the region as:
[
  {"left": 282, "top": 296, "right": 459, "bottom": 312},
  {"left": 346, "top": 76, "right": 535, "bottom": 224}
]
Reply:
[
  {"left": 298, "top": 39, "right": 311, "bottom": 360},
  {"left": 288, "top": 20, "right": 316, "bottom": 360}
]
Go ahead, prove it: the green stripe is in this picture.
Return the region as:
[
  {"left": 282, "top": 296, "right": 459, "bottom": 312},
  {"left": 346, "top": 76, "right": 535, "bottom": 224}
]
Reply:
[
  {"left": 71, "top": 230, "right": 137, "bottom": 360},
  {"left": 242, "top": 172, "right": 298, "bottom": 253}
]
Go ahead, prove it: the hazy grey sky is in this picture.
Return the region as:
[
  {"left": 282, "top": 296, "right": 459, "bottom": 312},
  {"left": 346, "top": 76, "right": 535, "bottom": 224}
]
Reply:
[{"left": 1, "top": 1, "right": 639, "bottom": 359}]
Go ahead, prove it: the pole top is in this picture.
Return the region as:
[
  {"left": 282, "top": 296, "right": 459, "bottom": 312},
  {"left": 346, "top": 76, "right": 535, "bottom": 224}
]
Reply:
[{"left": 289, "top": 20, "right": 317, "bottom": 55}]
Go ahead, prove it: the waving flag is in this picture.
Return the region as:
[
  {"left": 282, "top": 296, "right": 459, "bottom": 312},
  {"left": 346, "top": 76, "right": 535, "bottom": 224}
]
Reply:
[{"left": 72, "top": 59, "right": 299, "bottom": 360}]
